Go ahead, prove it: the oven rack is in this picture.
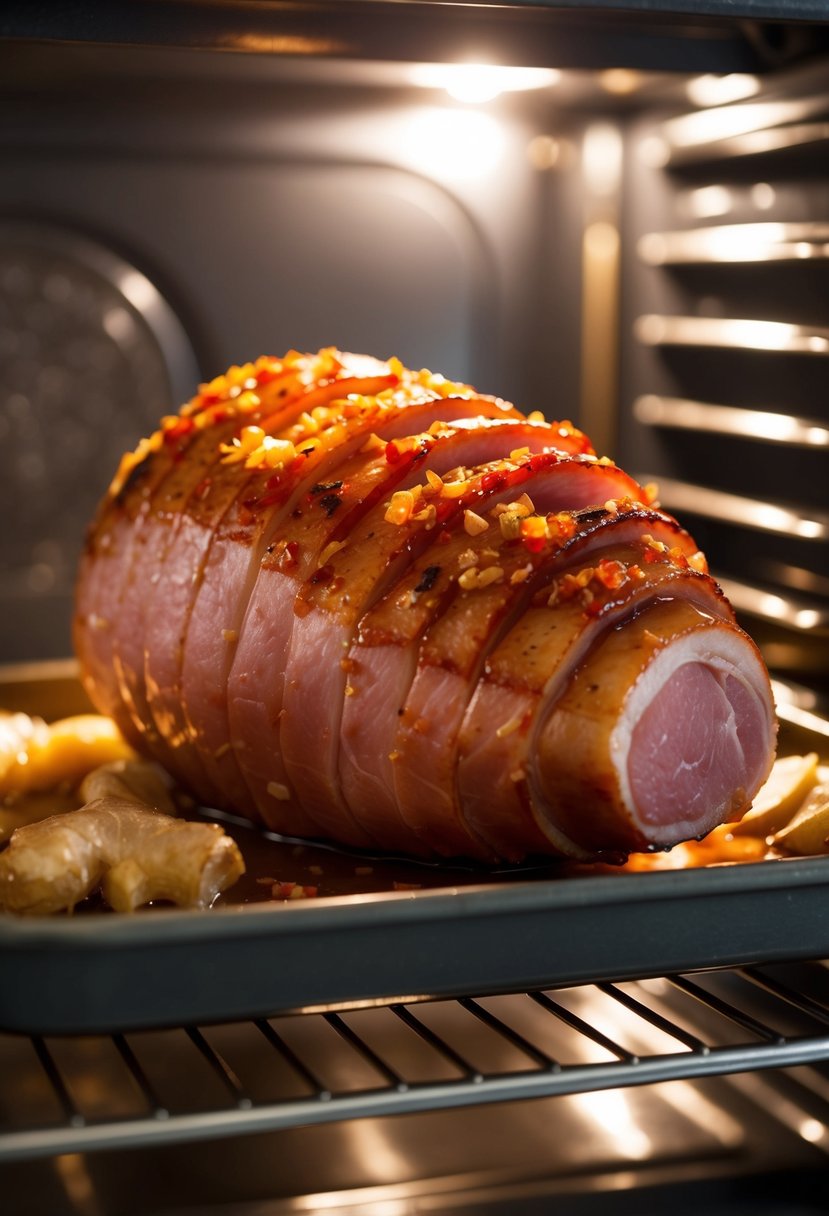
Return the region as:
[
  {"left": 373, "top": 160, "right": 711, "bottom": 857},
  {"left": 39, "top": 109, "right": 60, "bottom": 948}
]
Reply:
[
  {"left": 4, "top": 962, "right": 829, "bottom": 1163},
  {"left": 624, "top": 60, "right": 829, "bottom": 679}
]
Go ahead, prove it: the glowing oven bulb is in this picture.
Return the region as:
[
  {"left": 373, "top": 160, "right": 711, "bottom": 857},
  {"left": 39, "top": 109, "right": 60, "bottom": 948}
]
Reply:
[{"left": 410, "top": 63, "right": 560, "bottom": 104}]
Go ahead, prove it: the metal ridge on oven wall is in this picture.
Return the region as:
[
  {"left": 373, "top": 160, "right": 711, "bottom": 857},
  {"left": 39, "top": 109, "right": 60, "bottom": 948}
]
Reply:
[{"left": 1, "top": 0, "right": 828, "bottom": 73}]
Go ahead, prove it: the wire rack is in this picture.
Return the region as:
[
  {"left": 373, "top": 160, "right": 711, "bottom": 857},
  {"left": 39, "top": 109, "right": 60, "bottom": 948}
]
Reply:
[{"left": 3, "top": 961, "right": 829, "bottom": 1163}]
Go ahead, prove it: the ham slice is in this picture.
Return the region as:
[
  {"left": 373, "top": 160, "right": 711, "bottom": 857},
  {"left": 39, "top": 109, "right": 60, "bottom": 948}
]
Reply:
[{"left": 74, "top": 349, "right": 777, "bottom": 862}]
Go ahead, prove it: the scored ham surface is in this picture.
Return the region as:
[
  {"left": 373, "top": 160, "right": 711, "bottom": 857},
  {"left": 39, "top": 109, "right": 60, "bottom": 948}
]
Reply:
[{"left": 74, "top": 349, "right": 777, "bottom": 862}]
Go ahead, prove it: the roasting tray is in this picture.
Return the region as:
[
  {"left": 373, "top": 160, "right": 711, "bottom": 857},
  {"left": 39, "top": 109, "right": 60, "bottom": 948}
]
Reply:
[{"left": 1, "top": 661, "right": 829, "bottom": 1036}]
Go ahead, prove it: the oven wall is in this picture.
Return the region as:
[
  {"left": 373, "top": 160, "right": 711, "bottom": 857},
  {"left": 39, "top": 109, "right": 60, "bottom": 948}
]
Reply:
[{"left": 0, "top": 44, "right": 589, "bottom": 662}]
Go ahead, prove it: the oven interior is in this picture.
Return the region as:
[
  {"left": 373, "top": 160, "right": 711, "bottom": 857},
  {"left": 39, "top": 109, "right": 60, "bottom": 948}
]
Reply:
[{"left": 2, "top": 3, "right": 829, "bottom": 1212}]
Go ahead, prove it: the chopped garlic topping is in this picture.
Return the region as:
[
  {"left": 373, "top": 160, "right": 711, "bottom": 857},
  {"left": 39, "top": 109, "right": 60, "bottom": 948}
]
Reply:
[
  {"left": 641, "top": 533, "right": 668, "bottom": 553},
  {"left": 458, "top": 565, "right": 504, "bottom": 591},
  {"left": 464, "top": 509, "right": 489, "bottom": 536}
]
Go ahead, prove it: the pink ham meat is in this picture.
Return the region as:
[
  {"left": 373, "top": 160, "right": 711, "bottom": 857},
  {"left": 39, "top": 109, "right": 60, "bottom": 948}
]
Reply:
[{"left": 75, "top": 350, "right": 777, "bottom": 862}]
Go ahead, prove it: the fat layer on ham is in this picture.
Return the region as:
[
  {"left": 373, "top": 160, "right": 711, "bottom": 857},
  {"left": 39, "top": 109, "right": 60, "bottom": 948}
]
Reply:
[{"left": 74, "top": 349, "right": 777, "bottom": 862}]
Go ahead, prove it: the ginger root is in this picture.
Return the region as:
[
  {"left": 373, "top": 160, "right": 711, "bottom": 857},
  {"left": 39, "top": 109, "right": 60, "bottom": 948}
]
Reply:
[
  {"left": 0, "top": 799, "right": 245, "bottom": 915},
  {"left": 79, "top": 759, "right": 178, "bottom": 816}
]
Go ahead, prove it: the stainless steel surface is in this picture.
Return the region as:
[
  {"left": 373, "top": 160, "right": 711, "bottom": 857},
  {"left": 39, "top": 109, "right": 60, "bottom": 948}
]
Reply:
[
  {"left": 772, "top": 681, "right": 829, "bottom": 739},
  {"left": 634, "top": 315, "right": 829, "bottom": 356},
  {"left": 650, "top": 121, "right": 829, "bottom": 166},
  {"left": 0, "top": 0, "right": 813, "bottom": 72},
  {"left": 3, "top": 964, "right": 829, "bottom": 1166},
  {"left": 638, "top": 223, "right": 829, "bottom": 267},
  {"left": 635, "top": 474, "right": 829, "bottom": 541},
  {"left": 633, "top": 396, "right": 829, "bottom": 448},
  {"left": 717, "top": 578, "right": 829, "bottom": 637},
  {"left": 647, "top": 80, "right": 829, "bottom": 164},
  {"left": 623, "top": 55, "right": 829, "bottom": 678},
  {"left": 0, "top": 220, "right": 199, "bottom": 662},
  {"left": 3, "top": 1072, "right": 826, "bottom": 1215},
  {"left": 0, "top": 220, "right": 200, "bottom": 404}
]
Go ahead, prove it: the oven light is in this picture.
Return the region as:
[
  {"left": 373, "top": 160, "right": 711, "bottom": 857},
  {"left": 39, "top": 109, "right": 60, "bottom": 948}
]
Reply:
[
  {"left": 410, "top": 63, "right": 560, "bottom": 104},
  {"left": 686, "top": 74, "right": 761, "bottom": 108},
  {"left": 402, "top": 108, "right": 505, "bottom": 180},
  {"left": 799, "top": 1117, "right": 826, "bottom": 1144}
]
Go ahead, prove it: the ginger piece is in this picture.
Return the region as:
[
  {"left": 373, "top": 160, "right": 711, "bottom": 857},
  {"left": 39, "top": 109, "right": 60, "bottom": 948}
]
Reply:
[
  {"left": 730, "top": 753, "right": 820, "bottom": 838},
  {"left": 774, "top": 783, "right": 829, "bottom": 856},
  {"left": 0, "top": 712, "right": 135, "bottom": 797},
  {"left": 0, "top": 798, "right": 244, "bottom": 915},
  {"left": 80, "top": 759, "right": 177, "bottom": 816}
]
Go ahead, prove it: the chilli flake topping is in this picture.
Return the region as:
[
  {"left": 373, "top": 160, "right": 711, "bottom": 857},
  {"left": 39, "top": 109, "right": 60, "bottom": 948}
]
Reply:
[
  {"left": 519, "top": 511, "right": 577, "bottom": 554},
  {"left": 546, "top": 559, "right": 646, "bottom": 611},
  {"left": 641, "top": 533, "right": 707, "bottom": 574}
]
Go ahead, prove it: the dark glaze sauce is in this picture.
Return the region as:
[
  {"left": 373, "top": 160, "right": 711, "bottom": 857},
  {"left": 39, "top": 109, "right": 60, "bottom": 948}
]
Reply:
[{"left": 203, "top": 808, "right": 623, "bottom": 907}]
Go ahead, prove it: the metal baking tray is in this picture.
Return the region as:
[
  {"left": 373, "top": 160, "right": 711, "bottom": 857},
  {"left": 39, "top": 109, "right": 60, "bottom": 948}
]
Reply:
[{"left": 1, "top": 662, "right": 828, "bottom": 1037}]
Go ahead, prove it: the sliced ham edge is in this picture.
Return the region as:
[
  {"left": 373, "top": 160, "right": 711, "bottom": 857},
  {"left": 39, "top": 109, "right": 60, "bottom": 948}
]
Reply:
[
  {"left": 528, "top": 597, "right": 777, "bottom": 856},
  {"left": 611, "top": 619, "right": 777, "bottom": 845}
]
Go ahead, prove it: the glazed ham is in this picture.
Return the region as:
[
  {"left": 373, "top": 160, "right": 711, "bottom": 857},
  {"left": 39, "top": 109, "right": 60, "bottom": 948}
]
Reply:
[{"left": 75, "top": 349, "right": 777, "bottom": 862}]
